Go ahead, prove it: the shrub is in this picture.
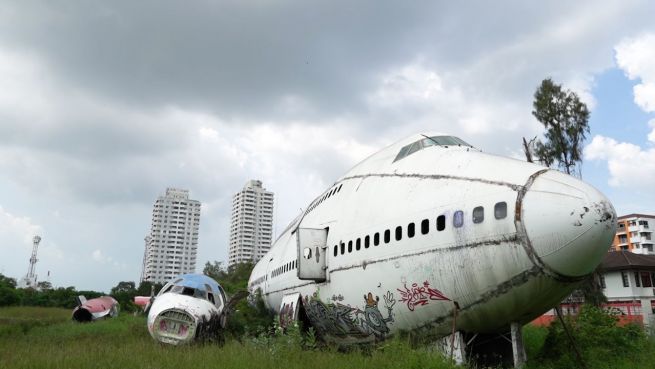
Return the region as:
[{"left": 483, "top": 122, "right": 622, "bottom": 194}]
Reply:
[{"left": 538, "top": 305, "right": 646, "bottom": 368}]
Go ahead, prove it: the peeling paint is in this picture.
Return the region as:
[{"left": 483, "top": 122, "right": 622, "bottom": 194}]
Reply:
[
  {"left": 514, "top": 169, "right": 582, "bottom": 283},
  {"left": 329, "top": 235, "right": 521, "bottom": 274},
  {"left": 340, "top": 173, "right": 523, "bottom": 191}
]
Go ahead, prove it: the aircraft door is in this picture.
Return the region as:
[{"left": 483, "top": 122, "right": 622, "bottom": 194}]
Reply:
[
  {"left": 279, "top": 292, "right": 301, "bottom": 328},
  {"left": 296, "top": 228, "right": 327, "bottom": 282}
]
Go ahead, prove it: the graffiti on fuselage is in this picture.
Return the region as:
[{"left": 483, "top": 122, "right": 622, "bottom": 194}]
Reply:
[
  {"left": 397, "top": 281, "right": 450, "bottom": 311},
  {"left": 303, "top": 291, "right": 396, "bottom": 340},
  {"left": 280, "top": 301, "right": 295, "bottom": 328}
]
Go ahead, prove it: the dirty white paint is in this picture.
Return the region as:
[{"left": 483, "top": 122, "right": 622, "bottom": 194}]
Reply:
[
  {"left": 248, "top": 132, "right": 617, "bottom": 344},
  {"left": 146, "top": 274, "right": 226, "bottom": 345}
]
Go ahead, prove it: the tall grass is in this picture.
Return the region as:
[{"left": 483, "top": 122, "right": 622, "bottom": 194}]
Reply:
[
  {"left": 2, "top": 307, "right": 655, "bottom": 369},
  {"left": 0, "top": 309, "right": 458, "bottom": 369},
  {"left": 0, "top": 306, "right": 71, "bottom": 336}
]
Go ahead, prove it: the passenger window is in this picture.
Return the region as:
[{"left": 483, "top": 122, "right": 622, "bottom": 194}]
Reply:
[
  {"left": 374, "top": 233, "right": 380, "bottom": 246},
  {"left": 421, "top": 219, "right": 429, "bottom": 235},
  {"left": 340, "top": 242, "right": 345, "bottom": 255},
  {"left": 473, "top": 207, "right": 484, "bottom": 224},
  {"left": 408, "top": 223, "right": 415, "bottom": 238},
  {"left": 333, "top": 245, "right": 337, "bottom": 257},
  {"left": 495, "top": 202, "right": 507, "bottom": 219},
  {"left": 454, "top": 210, "right": 464, "bottom": 228},
  {"left": 437, "top": 215, "right": 445, "bottom": 231},
  {"left": 348, "top": 240, "right": 353, "bottom": 253},
  {"left": 395, "top": 226, "right": 402, "bottom": 241},
  {"left": 365, "top": 235, "right": 370, "bottom": 248},
  {"left": 338, "top": 184, "right": 343, "bottom": 192},
  {"left": 356, "top": 238, "right": 361, "bottom": 251},
  {"left": 384, "top": 230, "right": 390, "bottom": 244}
]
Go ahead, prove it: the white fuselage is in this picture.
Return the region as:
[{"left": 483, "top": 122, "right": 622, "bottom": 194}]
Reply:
[{"left": 248, "top": 133, "right": 616, "bottom": 343}]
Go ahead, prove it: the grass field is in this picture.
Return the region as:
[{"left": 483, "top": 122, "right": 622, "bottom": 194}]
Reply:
[{"left": 1, "top": 306, "right": 654, "bottom": 369}]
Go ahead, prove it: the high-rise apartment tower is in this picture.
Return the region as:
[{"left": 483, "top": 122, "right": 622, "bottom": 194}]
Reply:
[
  {"left": 142, "top": 188, "right": 201, "bottom": 284},
  {"left": 228, "top": 180, "right": 274, "bottom": 266}
]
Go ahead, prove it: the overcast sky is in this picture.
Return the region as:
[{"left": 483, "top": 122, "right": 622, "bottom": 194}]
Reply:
[{"left": 1, "top": 1, "right": 654, "bottom": 292}]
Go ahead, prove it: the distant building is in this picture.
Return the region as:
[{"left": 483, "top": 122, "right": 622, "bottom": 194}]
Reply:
[
  {"left": 611, "top": 214, "right": 654, "bottom": 254},
  {"left": 141, "top": 188, "right": 201, "bottom": 284},
  {"left": 534, "top": 251, "right": 655, "bottom": 328},
  {"left": 228, "top": 180, "right": 274, "bottom": 266}
]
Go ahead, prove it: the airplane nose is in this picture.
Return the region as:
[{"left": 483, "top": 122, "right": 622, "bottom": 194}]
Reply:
[{"left": 520, "top": 170, "right": 617, "bottom": 277}]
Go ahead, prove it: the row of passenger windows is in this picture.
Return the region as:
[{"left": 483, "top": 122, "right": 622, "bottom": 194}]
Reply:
[
  {"left": 305, "top": 184, "right": 344, "bottom": 215},
  {"left": 272, "top": 260, "right": 296, "bottom": 278},
  {"left": 332, "top": 202, "right": 508, "bottom": 257}
]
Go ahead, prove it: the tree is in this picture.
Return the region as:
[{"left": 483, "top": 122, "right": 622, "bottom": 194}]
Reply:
[
  {"left": 532, "top": 78, "right": 590, "bottom": 176},
  {"left": 203, "top": 261, "right": 227, "bottom": 281},
  {"left": 0, "top": 286, "right": 19, "bottom": 306},
  {"left": 0, "top": 273, "right": 17, "bottom": 289},
  {"left": 203, "top": 261, "right": 254, "bottom": 294},
  {"left": 37, "top": 281, "right": 52, "bottom": 290},
  {"left": 136, "top": 281, "right": 163, "bottom": 296},
  {"left": 110, "top": 281, "right": 139, "bottom": 312},
  {"left": 110, "top": 281, "right": 136, "bottom": 294}
]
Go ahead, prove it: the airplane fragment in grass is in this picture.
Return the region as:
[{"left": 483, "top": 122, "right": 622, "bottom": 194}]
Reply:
[
  {"left": 135, "top": 274, "right": 246, "bottom": 345},
  {"left": 72, "top": 295, "right": 119, "bottom": 322}
]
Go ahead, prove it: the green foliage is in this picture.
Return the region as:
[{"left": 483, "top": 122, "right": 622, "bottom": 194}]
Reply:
[
  {"left": 19, "top": 286, "right": 103, "bottom": 308},
  {"left": 109, "top": 281, "right": 139, "bottom": 312},
  {"left": 0, "top": 273, "right": 17, "bottom": 289},
  {"left": 110, "top": 281, "right": 136, "bottom": 294},
  {"left": 202, "top": 261, "right": 275, "bottom": 338},
  {"left": 204, "top": 261, "right": 254, "bottom": 294},
  {"left": 532, "top": 78, "right": 590, "bottom": 175},
  {"left": 36, "top": 281, "right": 52, "bottom": 290},
  {"left": 522, "top": 324, "right": 549, "bottom": 358},
  {"left": 135, "top": 280, "right": 163, "bottom": 296},
  {"left": 224, "top": 289, "right": 275, "bottom": 339},
  {"left": 534, "top": 305, "right": 647, "bottom": 369},
  {"left": 0, "top": 286, "right": 20, "bottom": 306},
  {"left": 108, "top": 280, "right": 163, "bottom": 313}
]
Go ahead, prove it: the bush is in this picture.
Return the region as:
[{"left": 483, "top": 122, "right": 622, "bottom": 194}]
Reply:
[{"left": 537, "top": 305, "right": 646, "bottom": 368}]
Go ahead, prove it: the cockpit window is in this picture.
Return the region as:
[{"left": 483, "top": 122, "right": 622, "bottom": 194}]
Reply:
[
  {"left": 393, "top": 136, "right": 472, "bottom": 163},
  {"left": 428, "top": 136, "right": 471, "bottom": 146}
]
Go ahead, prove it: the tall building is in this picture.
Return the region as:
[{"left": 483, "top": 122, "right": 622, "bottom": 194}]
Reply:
[
  {"left": 228, "top": 180, "right": 274, "bottom": 266},
  {"left": 141, "top": 188, "right": 201, "bottom": 284},
  {"left": 611, "top": 214, "right": 654, "bottom": 254}
]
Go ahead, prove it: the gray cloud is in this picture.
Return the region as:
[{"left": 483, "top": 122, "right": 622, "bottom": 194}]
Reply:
[{"left": 1, "top": 0, "right": 654, "bottom": 291}]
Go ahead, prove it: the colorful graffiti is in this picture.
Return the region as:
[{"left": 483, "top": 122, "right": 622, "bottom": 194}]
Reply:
[
  {"left": 397, "top": 281, "right": 450, "bottom": 311},
  {"left": 303, "top": 291, "right": 395, "bottom": 340},
  {"left": 279, "top": 301, "right": 295, "bottom": 328}
]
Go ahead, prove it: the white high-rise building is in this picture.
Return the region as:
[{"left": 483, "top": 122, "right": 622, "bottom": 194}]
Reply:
[
  {"left": 228, "top": 180, "right": 274, "bottom": 266},
  {"left": 142, "top": 188, "right": 201, "bottom": 284}
]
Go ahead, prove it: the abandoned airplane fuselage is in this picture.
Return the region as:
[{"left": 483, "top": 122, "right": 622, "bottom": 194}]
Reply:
[
  {"left": 72, "top": 295, "right": 119, "bottom": 322},
  {"left": 248, "top": 133, "right": 617, "bottom": 344},
  {"left": 147, "top": 274, "right": 227, "bottom": 345}
]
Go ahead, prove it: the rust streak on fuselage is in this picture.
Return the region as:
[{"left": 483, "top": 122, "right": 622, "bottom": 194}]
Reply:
[
  {"left": 339, "top": 173, "right": 523, "bottom": 191},
  {"left": 329, "top": 235, "right": 521, "bottom": 274},
  {"left": 513, "top": 169, "right": 582, "bottom": 283}
]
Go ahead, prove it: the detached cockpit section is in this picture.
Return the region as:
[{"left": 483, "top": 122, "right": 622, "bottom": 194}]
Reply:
[
  {"left": 393, "top": 135, "right": 474, "bottom": 163},
  {"left": 144, "top": 274, "right": 229, "bottom": 345}
]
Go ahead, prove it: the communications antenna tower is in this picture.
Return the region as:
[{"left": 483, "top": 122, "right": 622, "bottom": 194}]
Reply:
[{"left": 18, "top": 235, "right": 41, "bottom": 289}]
